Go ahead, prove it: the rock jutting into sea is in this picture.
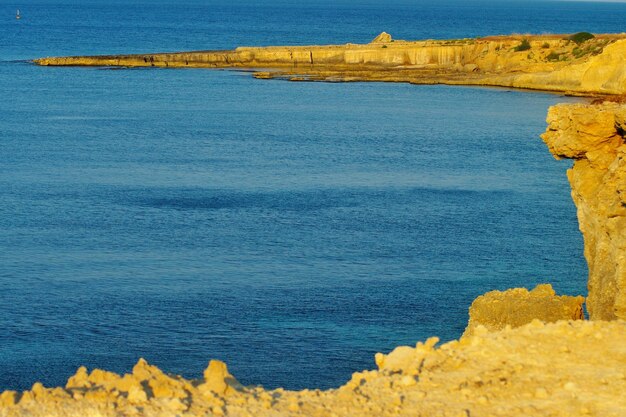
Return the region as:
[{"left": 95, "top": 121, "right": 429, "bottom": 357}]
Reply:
[
  {"left": 542, "top": 102, "right": 626, "bottom": 320},
  {"left": 35, "top": 32, "right": 626, "bottom": 95}
]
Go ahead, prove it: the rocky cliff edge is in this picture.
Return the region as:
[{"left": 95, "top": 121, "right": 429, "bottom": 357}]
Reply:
[
  {"left": 34, "top": 33, "right": 626, "bottom": 95},
  {"left": 542, "top": 102, "right": 626, "bottom": 320}
]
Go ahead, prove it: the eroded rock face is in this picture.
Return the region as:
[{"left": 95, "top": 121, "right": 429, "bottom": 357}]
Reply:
[
  {"left": 542, "top": 103, "right": 626, "bottom": 320},
  {"left": 463, "top": 284, "right": 585, "bottom": 337}
]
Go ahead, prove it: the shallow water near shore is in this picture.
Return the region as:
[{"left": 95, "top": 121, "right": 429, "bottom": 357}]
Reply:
[{"left": 1, "top": 0, "right": 617, "bottom": 391}]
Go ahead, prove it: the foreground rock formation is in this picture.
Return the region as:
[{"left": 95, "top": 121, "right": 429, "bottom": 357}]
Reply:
[
  {"left": 35, "top": 33, "right": 626, "bottom": 95},
  {"left": 542, "top": 102, "right": 626, "bottom": 320},
  {"left": 2, "top": 320, "right": 625, "bottom": 417},
  {"left": 463, "top": 284, "right": 585, "bottom": 337}
]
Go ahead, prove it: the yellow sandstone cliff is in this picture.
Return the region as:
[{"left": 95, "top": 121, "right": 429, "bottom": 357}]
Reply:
[
  {"left": 34, "top": 33, "right": 626, "bottom": 95},
  {"left": 542, "top": 102, "right": 626, "bottom": 320}
]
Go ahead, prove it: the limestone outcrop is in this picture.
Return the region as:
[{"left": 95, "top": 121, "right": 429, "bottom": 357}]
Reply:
[
  {"left": 463, "top": 284, "right": 585, "bottom": 337},
  {"left": 370, "top": 32, "right": 392, "bottom": 43},
  {"left": 2, "top": 320, "right": 626, "bottom": 417},
  {"left": 542, "top": 103, "right": 626, "bottom": 320},
  {"left": 34, "top": 33, "right": 626, "bottom": 95}
]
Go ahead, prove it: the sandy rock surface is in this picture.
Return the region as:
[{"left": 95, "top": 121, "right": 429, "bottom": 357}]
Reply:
[
  {"left": 2, "top": 320, "right": 625, "bottom": 417},
  {"left": 463, "top": 284, "right": 585, "bottom": 337}
]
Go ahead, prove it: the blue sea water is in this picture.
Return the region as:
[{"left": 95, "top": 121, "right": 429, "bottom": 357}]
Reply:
[{"left": 1, "top": 0, "right": 621, "bottom": 391}]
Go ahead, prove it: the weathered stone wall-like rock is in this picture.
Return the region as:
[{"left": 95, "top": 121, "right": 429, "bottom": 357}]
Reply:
[
  {"left": 463, "top": 284, "right": 585, "bottom": 337},
  {"left": 542, "top": 103, "right": 626, "bottom": 320}
]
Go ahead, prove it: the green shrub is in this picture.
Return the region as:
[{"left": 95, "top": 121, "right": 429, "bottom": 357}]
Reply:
[
  {"left": 382, "top": 45, "right": 387, "bottom": 48},
  {"left": 542, "top": 42, "right": 550, "bottom": 49},
  {"left": 569, "top": 32, "right": 595, "bottom": 44},
  {"left": 547, "top": 51, "right": 561, "bottom": 61},
  {"left": 572, "top": 46, "right": 592, "bottom": 58},
  {"left": 513, "top": 39, "right": 531, "bottom": 52}
]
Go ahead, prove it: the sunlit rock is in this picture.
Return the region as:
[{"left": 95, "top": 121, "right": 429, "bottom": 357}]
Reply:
[
  {"left": 370, "top": 32, "right": 392, "bottom": 43},
  {"left": 543, "top": 103, "right": 626, "bottom": 320},
  {"left": 463, "top": 284, "right": 585, "bottom": 337},
  {"left": 198, "top": 360, "right": 243, "bottom": 396}
]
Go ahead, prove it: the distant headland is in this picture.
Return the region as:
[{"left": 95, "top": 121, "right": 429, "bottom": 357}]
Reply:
[{"left": 35, "top": 32, "right": 626, "bottom": 96}]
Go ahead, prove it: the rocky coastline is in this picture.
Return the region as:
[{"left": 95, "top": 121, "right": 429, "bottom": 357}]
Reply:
[
  {"left": 6, "top": 34, "right": 626, "bottom": 416},
  {"left": 35, "top": 32, "right": 626, "bottom": 95}
]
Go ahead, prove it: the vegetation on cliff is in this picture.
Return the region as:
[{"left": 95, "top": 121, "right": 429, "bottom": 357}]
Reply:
[
  {"left": 512, "top": 38, "right": 531, "bottom": 52},
  {"left": 569, "top": 32, "right": 595, "bottom": 45}
]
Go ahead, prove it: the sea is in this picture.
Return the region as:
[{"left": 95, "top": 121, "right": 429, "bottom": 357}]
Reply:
[{"left": 1, "top": 0, "right": 623, "bottom": 391}]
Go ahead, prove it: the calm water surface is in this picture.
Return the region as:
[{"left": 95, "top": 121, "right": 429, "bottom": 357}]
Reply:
[{"left": 2, "top": 0, "right": 617, "bottom": 390}]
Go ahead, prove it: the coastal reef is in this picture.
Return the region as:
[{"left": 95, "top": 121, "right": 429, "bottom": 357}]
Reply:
[
  {"left": 35, "top": 33, "right": 626, "bottom": 95},
  {"left": 543, "top": 102, "right": 626, "bottom": 320}
]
